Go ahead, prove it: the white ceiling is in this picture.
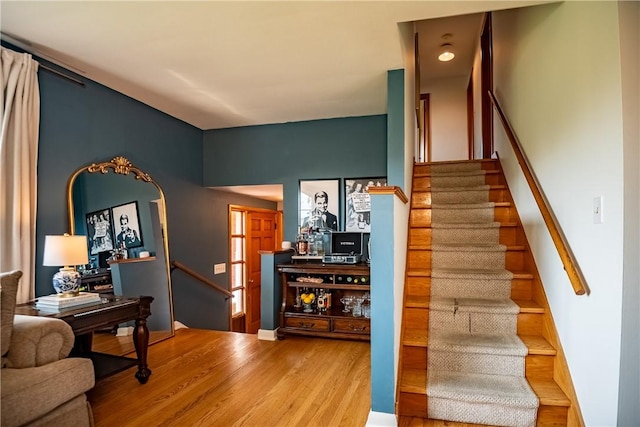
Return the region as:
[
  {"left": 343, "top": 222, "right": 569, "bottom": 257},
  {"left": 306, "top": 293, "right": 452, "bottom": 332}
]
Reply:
[{"left": 1, "top": 0, "right": 550, "bottom": 201}]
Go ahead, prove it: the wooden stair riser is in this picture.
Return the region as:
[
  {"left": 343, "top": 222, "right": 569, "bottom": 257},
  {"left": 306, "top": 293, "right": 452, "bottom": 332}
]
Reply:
[
  {"left": 407, "top": 248, "right": 525, "bottom": 271},
  {"left": 537, "top": 405, "right": 569, "bottom": 426},
  {"left": 410, "top": 206, "right": 517, "bottom": 227},
  {"left": 512, "top": 277, "right": 534, "bottom": 300},
  {"left": 402, "top": 345, "right": 427, "bottom": 370},
  {"left": 406, "top": 276, "right": 431, "bottom": 297},
  {"left": 518, "top": 312, "right": 543, "bottom": 336},
  {"left": 526, "top": 354, "right": 555, "bottom": 379},
  {"left": 404, "top": 307, "right": 429, "bottom": 330},
  {"left": 412, "top": 188, "right": 508, "bottom": 206},
  {"left": 397, "top": 392, "right": 428, "bottom": 418}
]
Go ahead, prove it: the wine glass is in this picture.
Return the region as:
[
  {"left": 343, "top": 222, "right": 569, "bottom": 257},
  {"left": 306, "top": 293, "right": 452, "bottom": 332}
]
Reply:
[{"left": 340, "top": 296, "right": 353, "bottom": 313}]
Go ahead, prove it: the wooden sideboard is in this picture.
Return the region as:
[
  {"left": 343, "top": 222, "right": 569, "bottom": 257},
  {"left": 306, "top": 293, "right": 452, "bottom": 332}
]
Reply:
[{"left": 277, "top": 263, "right": 370, "bottom": 341}]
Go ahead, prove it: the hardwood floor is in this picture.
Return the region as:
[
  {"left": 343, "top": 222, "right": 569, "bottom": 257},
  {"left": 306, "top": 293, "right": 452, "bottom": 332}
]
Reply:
[{"left": 88, "top": 329, "right": 371, "bottom": 427}]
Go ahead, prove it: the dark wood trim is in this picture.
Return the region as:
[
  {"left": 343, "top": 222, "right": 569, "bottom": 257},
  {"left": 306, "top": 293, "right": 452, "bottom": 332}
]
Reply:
[
  {"left": 467, "top": 73, "right": 474, "bottom": 159},
  {"left": 422, "top": 93, "right": 432, "bottom": 162},
  {"left": 481, "top": 13, "right": 494, "bottom": 158}
]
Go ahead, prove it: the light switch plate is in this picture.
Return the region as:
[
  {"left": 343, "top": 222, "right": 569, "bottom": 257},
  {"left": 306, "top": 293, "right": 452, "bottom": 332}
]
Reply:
[
  {"left": 593, "top": 196, "right": 603, "bottom": 224},
  {"left": 214, "top": 263, "right": 226, "bottom": 274}
]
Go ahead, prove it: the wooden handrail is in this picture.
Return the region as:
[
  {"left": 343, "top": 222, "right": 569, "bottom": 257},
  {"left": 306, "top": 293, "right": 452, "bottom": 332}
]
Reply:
[
  {"left": 488, "top": 91, "right": 588, "bottom": 296},
  {"left": 171, "top": 260, "right": 234, "bottom": 299}
]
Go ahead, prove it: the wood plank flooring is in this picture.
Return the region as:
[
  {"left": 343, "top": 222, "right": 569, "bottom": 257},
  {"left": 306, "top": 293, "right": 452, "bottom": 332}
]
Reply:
[{"left": 88, "top": 329, "right": 371, "bottom": 427}]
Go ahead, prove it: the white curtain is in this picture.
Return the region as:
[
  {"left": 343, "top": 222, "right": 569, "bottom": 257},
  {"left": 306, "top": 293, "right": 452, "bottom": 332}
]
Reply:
[{"left": 0, "top": 47, "right": 40, "bottom": 304}]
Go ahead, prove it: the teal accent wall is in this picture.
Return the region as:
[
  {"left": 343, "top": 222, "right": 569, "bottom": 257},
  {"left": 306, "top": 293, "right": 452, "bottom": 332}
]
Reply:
[
  {"left": 386, "top": 69, "right": 405, "bottom": 188},
  {"left": 370, "top": 190, "right": 397, "bottom": 413},
  {"left": 7, "top": 41, "right": 276, "bottom": 331},
  {"left": 203, "top": 116, "right": 388, "bottom": 241},
  {"left": 260, "top": 250, "right": 294, "bottom": 330}
]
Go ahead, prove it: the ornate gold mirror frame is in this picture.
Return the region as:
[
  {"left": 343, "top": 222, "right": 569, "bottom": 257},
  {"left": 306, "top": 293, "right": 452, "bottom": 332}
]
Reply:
[{"left": 66, "top": 156, "right": 174, "bottom": 351}]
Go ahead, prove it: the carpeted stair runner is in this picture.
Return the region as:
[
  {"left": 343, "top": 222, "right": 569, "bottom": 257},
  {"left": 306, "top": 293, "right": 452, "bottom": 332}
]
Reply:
[{"left": 426, "top": 161, "right": 538, "bottom": 427}]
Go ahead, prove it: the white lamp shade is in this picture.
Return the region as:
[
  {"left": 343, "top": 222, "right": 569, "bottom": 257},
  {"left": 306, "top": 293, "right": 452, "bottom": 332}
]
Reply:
[
  {"left": 438, "top": 44, "right": 455, "bottom": 62},
  {"left": 43, "top": 235, "right": 89, "bottom": 267}
]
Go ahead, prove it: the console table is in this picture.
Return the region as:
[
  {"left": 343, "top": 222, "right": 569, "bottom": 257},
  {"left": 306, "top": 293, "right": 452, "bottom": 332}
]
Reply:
[
  {"left": 15, "top": 295, "right": 154, "bottom": 384},
  {"left": 277, "top": 263, "right": 371, "bottom": 341}
]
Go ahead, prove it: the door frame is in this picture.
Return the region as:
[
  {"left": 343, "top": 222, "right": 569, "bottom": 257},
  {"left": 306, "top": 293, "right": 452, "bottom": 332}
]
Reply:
[{"left": 228, "top": 205, "right": 278, "bottom": 333}]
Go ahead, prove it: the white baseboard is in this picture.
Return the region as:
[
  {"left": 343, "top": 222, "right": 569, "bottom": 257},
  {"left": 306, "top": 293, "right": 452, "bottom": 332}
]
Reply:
[
  {"left": 257, "top": 329, "right": 278, "bottom": 341},
  {"left": 174, "top": 320, "right": 189, "bottom": 330},
  {"left": 365, "top": 411, "right": 397, "bottom": 426}
]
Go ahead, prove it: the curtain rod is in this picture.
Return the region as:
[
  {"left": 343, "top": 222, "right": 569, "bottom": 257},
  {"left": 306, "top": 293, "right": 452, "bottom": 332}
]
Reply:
[{"left": 39, "top": 64, "right": 85, "bottom": 87}]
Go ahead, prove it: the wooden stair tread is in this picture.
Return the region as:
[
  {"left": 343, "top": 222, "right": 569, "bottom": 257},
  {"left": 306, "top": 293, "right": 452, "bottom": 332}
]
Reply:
[
  {"left": 403, "top": 328, "right": 428, "bottom": 347},
  {"left": 407, "top": 270, "right": 431, "bottom": 277},
  {"left": 528, "top": 377, "right": 571, "bottom": 407},
  {"left": 519, "top": 334, "right": 556, "bottom": 355},
  {"left": 406, "top": 295, "right": 430, "bottom": 308},
  {"left": 514, "top": 299, "right": 545, "bottom": 314},
  {"left": 400, "top": 368, "right": 427, "bottom": 394}
]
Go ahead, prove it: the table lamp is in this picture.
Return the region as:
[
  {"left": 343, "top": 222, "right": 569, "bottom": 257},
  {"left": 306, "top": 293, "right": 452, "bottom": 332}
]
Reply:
[{"left": 43, "top": 234, "right": 89, "bottom": 297}]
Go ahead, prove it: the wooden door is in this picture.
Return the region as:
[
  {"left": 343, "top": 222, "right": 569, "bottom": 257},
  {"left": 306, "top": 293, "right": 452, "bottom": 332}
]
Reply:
[{"left": 245, "top": 210, "right": 277, "bottom": 334}]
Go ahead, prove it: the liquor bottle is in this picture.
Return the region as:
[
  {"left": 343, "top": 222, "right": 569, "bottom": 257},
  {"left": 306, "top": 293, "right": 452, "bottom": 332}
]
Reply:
[
  {"left": 295, "top": 227, "right": 308, "bottom": 255},
  {"left": 308, "top": 228, "right": 317, "bottom": 256}
]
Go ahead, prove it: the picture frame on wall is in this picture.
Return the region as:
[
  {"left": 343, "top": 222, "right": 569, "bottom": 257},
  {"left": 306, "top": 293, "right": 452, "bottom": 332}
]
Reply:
[
  {"left": 299, "top": 179, "right": 340, "bottom": 231},
  {"left": 344, "top": 177, "right": 387, "bottom": 232},
  {"left": 111, "top": 201, "right": 144, "bottom": 249},
  {"left": 85, "top": 209, "right": 114, "bottom": 255}
]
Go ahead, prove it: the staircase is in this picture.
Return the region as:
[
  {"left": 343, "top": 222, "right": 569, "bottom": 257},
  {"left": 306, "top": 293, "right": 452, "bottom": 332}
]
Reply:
[{"left": 397, "top": 159, "right": 579, "bottom": 427}]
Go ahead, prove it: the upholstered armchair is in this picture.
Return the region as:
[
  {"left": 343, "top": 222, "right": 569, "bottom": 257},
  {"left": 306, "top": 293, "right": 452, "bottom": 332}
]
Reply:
[{"left": 1, "top": 271, "right": 95, "bottom": 427}]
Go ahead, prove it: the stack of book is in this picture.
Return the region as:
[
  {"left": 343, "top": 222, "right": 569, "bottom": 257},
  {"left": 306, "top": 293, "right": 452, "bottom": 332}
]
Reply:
[{"left": 35, "top": 292, "right": 102, "bottom": 311}]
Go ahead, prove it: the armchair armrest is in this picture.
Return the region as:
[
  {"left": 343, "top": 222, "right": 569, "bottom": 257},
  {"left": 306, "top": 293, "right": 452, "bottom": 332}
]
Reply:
[{"left": 5, "top": 315, "right": 75, "bottom": 369}]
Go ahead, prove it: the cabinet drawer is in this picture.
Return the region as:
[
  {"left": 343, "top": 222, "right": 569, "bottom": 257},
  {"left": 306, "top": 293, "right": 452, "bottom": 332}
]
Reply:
[
  {"left": 333, "top": 318, "right": 370, "bottom": 334},
  {"left": 285, "top": 316, "right": 330, "bottom": 332}
]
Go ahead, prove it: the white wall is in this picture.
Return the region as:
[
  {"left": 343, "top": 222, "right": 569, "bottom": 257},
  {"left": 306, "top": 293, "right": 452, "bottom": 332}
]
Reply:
[
  {"left": 492, "top": 2, "right": 626, "bottom": 425},
  {"left": 423, "top": 76, "right": 468, "bottom": 161},
  {"left": 618, "top": 1, "right": 640, "bottom": 424}
]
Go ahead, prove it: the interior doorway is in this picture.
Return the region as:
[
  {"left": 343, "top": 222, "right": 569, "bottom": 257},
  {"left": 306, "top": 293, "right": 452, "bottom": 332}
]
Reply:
[{"left": 229, "top": 205, "right": 277, "bottom": 334}]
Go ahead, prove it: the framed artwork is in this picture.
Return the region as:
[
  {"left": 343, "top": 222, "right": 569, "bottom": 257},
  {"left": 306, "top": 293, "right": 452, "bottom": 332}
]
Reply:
[
  {"left": 85, "top": 208, "right": 114, "bottom": 255},
  {"left": 111, "top": 201, "right": 144, "bottom": 249},
  {"left": 344, "top": 177, "right": 387, "bottom": 232},
  {"left": 299, "top": 179, "right": 340, "bottom": 231}
]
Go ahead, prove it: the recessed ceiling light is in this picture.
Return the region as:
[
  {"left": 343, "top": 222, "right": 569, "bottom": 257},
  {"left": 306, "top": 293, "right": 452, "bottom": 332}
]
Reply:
[{"left": 438, "top": 43, "right": 455, "bottom": 62}]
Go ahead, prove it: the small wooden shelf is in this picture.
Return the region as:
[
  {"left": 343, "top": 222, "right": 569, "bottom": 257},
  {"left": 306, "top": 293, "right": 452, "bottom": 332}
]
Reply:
[{"left": 277, "top": 263, "right": 371, "bottom": 341}]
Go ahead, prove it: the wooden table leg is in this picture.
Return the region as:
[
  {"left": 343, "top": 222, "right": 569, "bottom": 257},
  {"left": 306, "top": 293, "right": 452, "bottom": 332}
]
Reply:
[{"left": 133, "top": 296, "right": 153, "bottom": 384}]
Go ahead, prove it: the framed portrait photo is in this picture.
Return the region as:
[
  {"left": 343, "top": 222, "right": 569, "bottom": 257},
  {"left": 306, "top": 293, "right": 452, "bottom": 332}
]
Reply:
[
  {"left": 299, "top": 179, "right": 340, "bottom": 231},
  {"left": 344, "top": 177, "right": 387, "bottom": 232},
  {"left": 111, "top": 201, "right": 144, "bottom": 249},
  {"left": 85, "top": 208, "right": 114, "bottom": 255}
]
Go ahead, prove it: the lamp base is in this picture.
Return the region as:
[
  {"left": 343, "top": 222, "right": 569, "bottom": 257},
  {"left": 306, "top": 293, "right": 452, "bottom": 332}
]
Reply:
[{"left": 52, "top": 268, "right": 81, "bottom": 297}]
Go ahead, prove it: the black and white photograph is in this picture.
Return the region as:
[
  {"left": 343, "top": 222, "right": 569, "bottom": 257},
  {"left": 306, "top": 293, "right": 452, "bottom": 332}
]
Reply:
[
  {"left": 85, "top": 209, "right": 114, "bottom": 255},
  {"left": 299, "top": 179, "right": 340, "bottom": 231},
  {"left": 111, "top": 201, "right": 143, "bottom": 249},
  {"left": 344, "top": 177, "right": 387, "bottom": 232}
]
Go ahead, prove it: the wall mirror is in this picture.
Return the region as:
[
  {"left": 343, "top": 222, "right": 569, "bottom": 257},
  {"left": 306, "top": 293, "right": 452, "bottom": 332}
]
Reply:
[{"left": 67, "top": 156, "right": 174, "bottom": 354}]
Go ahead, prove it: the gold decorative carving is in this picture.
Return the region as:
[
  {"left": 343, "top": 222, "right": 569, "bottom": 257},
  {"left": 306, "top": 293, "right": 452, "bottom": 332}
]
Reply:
[{"left": 86, "top": 156, "right": 152, "bottom": 182}]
